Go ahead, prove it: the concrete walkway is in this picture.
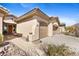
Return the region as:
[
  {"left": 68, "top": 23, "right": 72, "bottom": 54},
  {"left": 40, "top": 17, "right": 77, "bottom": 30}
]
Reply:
[
  {"left": 9, "top": 37, "right": 46, "bottom": 56},
  {"left": 40, "top": 34, "right": 79, "bottom": 52}
]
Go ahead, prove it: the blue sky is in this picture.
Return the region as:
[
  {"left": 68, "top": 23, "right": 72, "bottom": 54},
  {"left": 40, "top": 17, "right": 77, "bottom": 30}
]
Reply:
[{"left": 0, "top": 3, "right": 79, "bottom": 26}]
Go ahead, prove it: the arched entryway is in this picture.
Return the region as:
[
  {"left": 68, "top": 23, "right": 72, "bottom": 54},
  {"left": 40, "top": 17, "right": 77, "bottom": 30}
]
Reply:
[
  {"left": 53, "top": 22, "right": 60, "bottom": 34},
  {"left": 3, "top": 23, "right": 16, "bottom": 35}
]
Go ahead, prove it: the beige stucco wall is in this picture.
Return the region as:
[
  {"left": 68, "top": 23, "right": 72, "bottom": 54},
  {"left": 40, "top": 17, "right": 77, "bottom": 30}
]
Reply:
[
  {"left": 33, "top": 16, "right": 48, "bottom": 39},
  {"left": 48, "top": 23, "right": 53, "bottom": 36},
  {"left": 29, "top": 22, "right": 39, "bottom": 41},
  {"left": 59, "top": 26, "right": 65, "bottom": 33},
  {"left": 16, "top": 18, "right": 39, "bottom": 41},
  {"left": 53, "top": 22, "right": 59, "bottom": 26},
  {"left": 17, "top": 15, "right": 49, "bottom": 41},
  {"left": 0, "top": 13, "right": 4, "bottom": 34},
  {"left": 52, "top": 22, "right": 60, "bottom": 34},
  {"left": 32, "top": 16, "right": 48, "bottom": 24}
]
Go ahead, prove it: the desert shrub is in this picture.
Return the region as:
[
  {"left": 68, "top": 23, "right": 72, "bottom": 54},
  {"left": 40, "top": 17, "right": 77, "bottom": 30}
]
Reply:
[
  {"left": 65, "top": 26, "right": 76, "bottom": 33},
  {"left": 46, "top": 44, "right": 75, "bottom": 56},
  {"left": 64, "top": 32, "right": 69, "bottom": 35}
]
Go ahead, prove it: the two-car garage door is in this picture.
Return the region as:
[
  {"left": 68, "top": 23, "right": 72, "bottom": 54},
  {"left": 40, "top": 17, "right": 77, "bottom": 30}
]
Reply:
[{"left": 39, "top": 26, "right": 48, "bottom": 39}]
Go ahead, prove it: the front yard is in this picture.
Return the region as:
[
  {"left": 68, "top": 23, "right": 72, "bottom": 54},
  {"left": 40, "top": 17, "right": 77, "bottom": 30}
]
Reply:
[{"left": 0, "top": 33, "right": 79, "bottom": 56}]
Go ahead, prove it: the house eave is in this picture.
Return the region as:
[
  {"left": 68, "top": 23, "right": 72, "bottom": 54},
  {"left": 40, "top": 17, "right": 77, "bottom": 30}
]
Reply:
[
  {"left": 15, "top": 8, "right": 49, "bottom": 23},
  {"left": 0, "top": 7, "right": 9, "bottom": 15},
  {"left": 3, "top": 20, "right": 16, "bottom": 24}
]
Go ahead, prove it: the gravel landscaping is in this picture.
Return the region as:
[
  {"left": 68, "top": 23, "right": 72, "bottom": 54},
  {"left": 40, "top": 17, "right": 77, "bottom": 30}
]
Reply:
[
  {"left": 0, "top": 37, "right": 47, "bottom": 56},
  {"left": 40, "top": 34, "right": 79, "bottom": 54}
]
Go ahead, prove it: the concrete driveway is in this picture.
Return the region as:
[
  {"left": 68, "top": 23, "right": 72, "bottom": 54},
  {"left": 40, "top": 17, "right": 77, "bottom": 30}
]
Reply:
[{"left": 40, "top": 34, "right": 79, "bottom": 52}]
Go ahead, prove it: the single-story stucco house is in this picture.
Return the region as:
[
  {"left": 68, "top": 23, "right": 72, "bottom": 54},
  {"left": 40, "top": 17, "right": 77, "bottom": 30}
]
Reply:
[{"left": 0, "top": 7, "right": 65, "bottom": 41}]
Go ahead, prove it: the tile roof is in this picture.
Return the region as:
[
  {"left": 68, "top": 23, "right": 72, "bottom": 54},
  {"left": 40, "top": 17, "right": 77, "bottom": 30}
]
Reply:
[{"left": 16, "top": 8, "right": 49, "bottom": 22}]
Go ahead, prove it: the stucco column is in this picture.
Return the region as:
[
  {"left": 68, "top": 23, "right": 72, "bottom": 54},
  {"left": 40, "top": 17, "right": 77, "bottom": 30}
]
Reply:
[
  {"left": 28, "top": 33, "right": 33, "bottom": 42},
  {"left": 59, "top": 26, "right": 65, "bottom": 33},
  {"left": 48, "top": 23, "right": 53, "bottom": 36},
  {"left": 0, "top": 13, "right": 4, "bottom": 34},
  {"left": 29, "top": 21, "right": 39, "bottom": 41}
]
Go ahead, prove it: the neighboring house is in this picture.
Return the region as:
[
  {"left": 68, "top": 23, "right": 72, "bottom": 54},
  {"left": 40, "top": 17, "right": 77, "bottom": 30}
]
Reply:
[
  {"left": 0, "top": 7, "right": 65, "bottom": 41},
  {"left": 73, "top": 23, "right": 79, "bottom": 37},
  {"left": 0, "top": 7, "right": 17, "bottom": 35},
  {"left": 3, "top": 15, "right": 17, "bottom": 35},
  {"left": 59, "top": 23, "right": 66, "bottom": 33}
]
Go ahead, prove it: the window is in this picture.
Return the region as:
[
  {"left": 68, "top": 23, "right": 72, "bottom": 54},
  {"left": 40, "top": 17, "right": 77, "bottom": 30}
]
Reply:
[
  {"left": 3, "top": 24, "right": 7, "bottom": 34},
  {"left": 4, "top": 26, "right": 7, "bottom": 31},
  {"left": 4, "top": 24, "right": 7, "bottom": 31}
]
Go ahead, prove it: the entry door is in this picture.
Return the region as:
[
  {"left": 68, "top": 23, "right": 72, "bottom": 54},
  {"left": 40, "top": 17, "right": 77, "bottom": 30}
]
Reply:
[{"left": 8, "top": 25, "right": 13, "bottom": 34}]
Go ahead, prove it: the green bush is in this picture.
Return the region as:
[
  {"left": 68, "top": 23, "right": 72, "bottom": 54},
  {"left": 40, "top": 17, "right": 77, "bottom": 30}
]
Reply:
[{"left": 46, "top": 44, "right": 75, "bottom": 56}]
